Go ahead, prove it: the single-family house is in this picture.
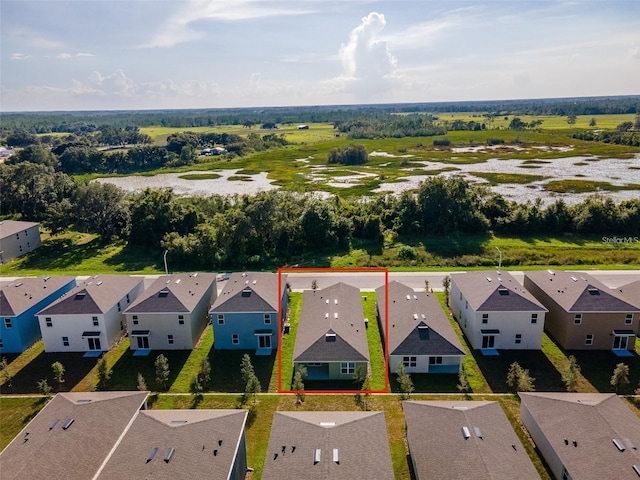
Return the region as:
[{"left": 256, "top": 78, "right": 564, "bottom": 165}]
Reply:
[
  {"left": 125, "top": 273, "right": 216, "bottom": 352},
  {"left": 403, "top": 400, "right": 540, "bottom": 480},
  {"left": 520, "top": 392, "right": 640, "bottom": 480},
  {"left": 210, "top": 272, "right": 287, "bottom": 354},
  {"left": 37, "top": 275, "right": 144, "bottom": 354},
  {"left": 618, "top": 280, "right": 640, "bottom": 335},
  {"left": 375, "top": 281, "right": 465, "bottom": 373},
  {"left": 293, "top": 282, "right": 369, "bottom": 381},
  {"left": 0, "top": 391, "right": 149, "bottom": 480},
  {"left": 96, "top": 409, "right": 248, "bottom": 480},
  {"left": 523, "top": 270, "right": 640, "bottom": 352},
  {"left": 0, "top": 276, "right": 75, "bottom": 353},
  {"left": 449, "top": 271, "right": 547, "bottom": 352},
  {"left": 261, "top": 411, "right": 394, "bottom": 480},
  {"left": 0, "top": 220, "right": 42, "bottom": 265}
]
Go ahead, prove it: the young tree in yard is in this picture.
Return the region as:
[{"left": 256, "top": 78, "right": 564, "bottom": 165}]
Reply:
[
  {"left": 562, "top": 355, "right": 581, "bottom": 392},
  {"left": 96, "top": 357, "right": 112, "bottom": 391},
  {"left": 396, "top": 363, "right": 414, "bottom": 399},
  {"left": 292, "top": 369, "right": 306, "bottom": 405},
  {"left": 240, "top": 353, "right": 255, "bottom": 385},
  {"left": 137, "top": 373, "right": 147, "bottom": 391},
  {"left": 0, "top": 357, "right": 13, "bottom": 390},
  {"left": 155, "top": 354, "right": 170, "bottom": 391},
  {"left": 197, "top": 357, "right": 211, "bottom": 390},
  {"left": 37, "top": 378, "right": 53, "bottom": 397},
  {"left": 51, "top": 361, "right": 65, "bottom": 391},
  {"left": 190, "top": 374, "right": 203, "bottom": 401},
  {"left": 457, "top": 368, "right": 470, "bottom": 394},
  {"left": 507, "top": 362, "right": 535, "bottom": 392},
  {"left": 361, "top": 375, "right": 372, "bottom": 411},
  {"left": 245, "top": 373, "right": 261, "bottom": 405},
  {"left": 424, "top": 280, "right": 430, "bottom": 292},
  {"left": 311, "top": 279, "right": 318, "bottom": 290},
  {"left": 442, "top": 276, "right": 451, "bottom": 304},
  {"left": 567, "top": 113, "right": 577, "bottom": 125},
  {"left": 635, "top": 380, "right": 640, "bottom": 396},
  {"left": 611, "top": 363, "right": 630, "bottom": 393}
]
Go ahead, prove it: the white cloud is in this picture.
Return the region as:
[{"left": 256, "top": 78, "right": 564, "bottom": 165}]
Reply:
[
  {"left": 76, "top": 53, "right": 95, "bottom": 57},
  {"left": 56, "top": 52, "right": 95, "bottom": 59},
  {"left": 57, "top": 53, "right": 73, "bottom": 59},
  {"left": 10, "top": 53, "right": 32, "bottom": 61}
]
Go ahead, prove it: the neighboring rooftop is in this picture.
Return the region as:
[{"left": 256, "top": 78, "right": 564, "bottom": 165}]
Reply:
[
  {"left": 403, "top": 400, "right": 540, "bottom": 480},
  {"left": 261, "top": 411, "right": 394, "bottom": 480},
  {"left": 451, "top": 270, "right": 547, "bottom": 312},
  {"left": 617, "top": 280, "right": 640, "bottom": 310},
  {"left": 211, "top": 271, "right": 285, "bottom": 313},
  {"left": 0, "top": 220, "right": 39, "bottom": 238},
  {"left": 0, "top": 276, "right": 75, "bottom": 317},
  {"left": 126, "top": 272, "right": 216, "bottom": 314}
]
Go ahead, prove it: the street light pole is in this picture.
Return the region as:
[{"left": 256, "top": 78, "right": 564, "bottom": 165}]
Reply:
[
  {"left": 163, "top": 250, "right": 169, "bottom": 275},
  {"left": 495, "top": 247, "right": 502, "bottom": 271}
]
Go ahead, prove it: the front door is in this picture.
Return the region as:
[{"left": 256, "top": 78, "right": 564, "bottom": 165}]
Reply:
[
  {"left": 137, "top": 336, "right": 149, "bottom": 349},
  {"left": 88, "top": 337, "right": 101, "bottom": 350},
  {"left": 258, "top": 335, "right": 271, "bottom": 349},
  {"left": 613, "top": 335, "right": 629, "bottom": 350},
  {"left": 482, "top": 335, "right": 495, "bottom": 349}
]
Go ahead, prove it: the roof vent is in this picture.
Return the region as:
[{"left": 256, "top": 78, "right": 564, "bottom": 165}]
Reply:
[
  {"left": 146, "top": 447, "right": 158, "bottom": 463},
  {"left": 486, "top": 277, "right": 492, "bottom": 282},
  {"left": 413, "top": 295, "right": 417, "bottom": 300},
  {"left": 49, "top": 419, "right": 60, "bottom": 430},
  {"left": 547, "top": 270, "right": 555, "bottom": 275},
  {"left": 15, "top": 282, "right": 23, "bottom": 287},
  {"left": 314, "top": 449, "right": 321, "bottom": 465},
  {"left": 175, "top": 279, "right": 181, "bottom": 284},
  {"left": 320, "top": 422, "right": 336, "bottom": 426},
  {"left": 587, "top": 287, "right": 600, "bottom": 295},
  {"left": 334, "top": 299, "right": 338, "bottom": 304},
  {"left": 62, "top": 418, "right": 74, "bottom": 430},
  {"left": 75, "top": 292, "right": 86, "bottom": 298},
  {"left": 498, "top": 287, "right": 509, "bottom": 295},
  {"left": 413, "top": 314, "right": 418, "bottom": 320},
  {"left": 334, "top": 312, "right": 338, "bottom": 319},
  {"left": 406, "top": 295, "right": 411, "bottom": 300},
  {"left": 624, "top": 438, "right": 637, "bottom": 450},
  {"left": 613, "top": 439, "right": 626, "bottom": 452},
  {"left": 325, "top": 333, "right": 336, "bottom": 341},
  {"left": 462, "top": 426, "right": 471, "bottom": 439},
  {"left": 571, "top": 276, "right": 578, "bottom": 282},
  {"left": 326, "top": 299, "right": 329, "bottom": 304},
  {"left": 632, "top": 465, "right": 640, "bottom": 477},
  {"left": 333, "top": 448, "right": 339, "bottom": 464},
  {"left": 164, "top": 447, "right": 175, "bottom": 463},
  {"left": 474, "top": 427, "right": 483, "bottom": 439},
  {"left": 325, "top": 313, "right": 329, "bottom": 319},
  {"left": 159, "top": 289, "right": 169, "bottom": 297}
]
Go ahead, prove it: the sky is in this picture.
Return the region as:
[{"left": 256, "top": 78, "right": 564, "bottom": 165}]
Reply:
[{"left": 1, "top": 0, "right": 639, "bottom": 112}]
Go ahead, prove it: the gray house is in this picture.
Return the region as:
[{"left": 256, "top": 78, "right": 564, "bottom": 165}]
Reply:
[
  {"left": 0, "top": 220, "right": 41, "bottom": 265},
  {"left": 520, "top": 392, "right": 640, "bottom": 480},
  {"left": 261, "top": 411, "right": 394, "bottom": 480},
  {"left": 293, "top": 282, "right": 369, "bottom": 380},
  {"left": 376, "top": 281, "right": 465, "bottom": 373},
  {"left": 404, "top": 400, "right": 540, "bottom": 480}
]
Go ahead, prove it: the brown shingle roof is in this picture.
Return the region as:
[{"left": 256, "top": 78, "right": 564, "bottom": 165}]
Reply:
[
  {"left": 0, "top": 276, "right": 75, "bottom": 317},
  {"left": 0, "top": 391, "right": 148, "bottom": 480},
  {"left": 451, "top": 271, "right": 546, "bottom": 312},
  {"left": 403, "top": 400, "right": 540, "bottom": 480},
  {"left": 376, "top": 281, "right": 465, "bottom": 356},
  {"left": 617, "top": 280, "right": 640, "bottom": 309},
  {"left": 519, "top": 392, "right": 640, "bottom": 480},
  {"left": 38, "top": 275, "right": 143, "bottom": 315},
  {"left": 293, "top": 283, "right": 369, "bottom": 363},
  {"left": 261, "top": 411, "right": 394, "bottom": 480},
  {"left": 211, "top": 272, "right": 285, "bottom": 313},
  {"left": 524, "top": 270, "right": 639, "bottom": 313},
  {"left": 125, "top": 273, "right": 216, "bottom": 314},
  {"left": 97, "top": 409, "right": 247, "bottom": 480},
  {"left": 0, "top": 220, "right": 39, "bottom": 239}
]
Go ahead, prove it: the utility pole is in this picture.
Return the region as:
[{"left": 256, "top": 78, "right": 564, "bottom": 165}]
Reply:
[
  {"left": 495, "top": 247, "right": 502, "bottom": 272},
  {"left": 163, "top": 250, "right": 169, "bottom": 275}
]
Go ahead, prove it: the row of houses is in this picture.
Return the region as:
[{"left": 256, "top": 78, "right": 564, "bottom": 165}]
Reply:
[{"left": 2, "top": 390, "right": 639, "bottom": 479}]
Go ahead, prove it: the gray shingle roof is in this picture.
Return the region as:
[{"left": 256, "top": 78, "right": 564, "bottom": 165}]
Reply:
[
  {"left": 524, "top": 270, "right": 640, "bottom": 312},
  {"left": 38, "top": 275, "right": 143, "bottom": 315},
  {"left": 0, "top": 391, "right": 148, "bottom": 480},
  {"left": 211, "top": 272, "right": 285, "bottom": 313},
  {"left": 0, "top": 276, "right": 75, "bottom": 317},
  {"left": 519, "top": 392, "right": 640, "bottom": 480},
  {"left": 403, "top": 400, "right": 540, "bottom": 480},
  {"left": 617, "top": 280, "right": 640, "bottom": 309},
  {"left": 261, "top": 411, "right": 394, "bottom": 480},
  {"left": 376, "top": 281, "right": 465, "bottom": 357},
  {"left": 97, "top": 409, "right": 247, "bottom": 480},
  {"left": 293, "top": 283, "right": 369, "bottom": 363},
  {"left": 0, "top": 220, "right": 39, "bottom": 239},
  {"left": 125, "top": 273, "right": 216, "bottom": 314}
]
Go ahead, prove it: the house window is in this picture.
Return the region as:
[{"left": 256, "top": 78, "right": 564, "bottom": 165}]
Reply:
[
  {"left": 27, "top": 242, "right": 30, "bottom": 248},
  {"left": 4, "top": 318, "right": 12, "bottom": 329},
  {"left": 574, "top": 314, "right": 582, "bottom": 325},
  {"left": 482, "top": 313, "right": 488, "bottom": 324},
  {"left": 232, "top": 334, "right": 239, "bottom": 345},
  {"left": 168, "top": 335, "right": 174, "bottom": 345},
  {"left": 403, "top": 356, "right": 417, "bottom": 368},
  {"left": 531, "top": 313, "right": 538, "bottom": 324},
  {"left": 561, "top": 466, "right": 569, "bottom": 480},
  {"left": 625, "top": 314, "right": 633, "bottom": 325},
  {"left": 217, "top": 314, "right": 224, "bottom": 325},
  {"left": 465, "top": 301, "right": 468, "bottom": 309},
  {"left": 19, "top": 246, "right": 22, "bottom": 252},
  {"left": 133, "top": 319, "right": 139, "bottom": 325},
  {"left": 92, "top": 316, "right": 99, "bottom": 326},
  {"left": 307, "top": 362, "right": 322, "bottom": 366},
  {"left": 120, "top": 320, "right": 124, "bottom": 331},
  {"left": 62, "top": 336, "right": 69, "bottom": 347},
  {"left": 126, "top": 294, "right": 130, "bottom": 304},
  {"left": 117, "top": 302, "right": 121, "bottom": 312},
  {"left": 340, "top": 362, "right": 355, "bottom": 375},
  {"left": 585, "top": 334, "right": 594, "bottom": 345},
  {"left": 0, "top": 338, "right": 3, "bottom": 348},
  {"left": 16, "top": 233, "right": 19, "bottom": 239},
  {"left": 459, "top": 292, "right": 462, "bottom": 301},
  {"left": 178, "top": 315, "right": 184, "bottom": 325},
  {"left": 264, "top": 313, "right": 271, "bottom": 325},
  {"left": 429, "top": 356, "right": 443, "bottom": 365},
  {"left": 515, "top": 334, "right": 522, "bottom": 344},
  {"left": 46, "top": 317, "right": 52, "bottom": 327}
]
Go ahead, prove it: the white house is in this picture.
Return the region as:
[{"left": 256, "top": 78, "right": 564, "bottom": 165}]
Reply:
[
  {"left": 449, "top": 271, "right": 547, "bottom": 352},
  {"left": 37, "top": 275, "right": 144, "bottom": 354},
  {"left": 0, "top": 220, "right": 42, "bottom": 265}
]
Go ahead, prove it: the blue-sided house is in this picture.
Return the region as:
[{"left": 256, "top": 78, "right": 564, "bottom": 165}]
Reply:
[
  {"left": 0, "top": 276, "right": 76, "bottom": 353},
  {"left": 210, "top": 272, "right": 288, "bottom": 354}
]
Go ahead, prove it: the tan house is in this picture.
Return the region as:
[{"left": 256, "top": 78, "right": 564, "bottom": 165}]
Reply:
[
  {"left": 520, "top": 392, "right": 640, "bottom": 480},
  {"left": 524, "top": 271, "right": 639, "bottom": 352},
  {"left": 0, "top": 220, "right": 41, "bottom": 265}
]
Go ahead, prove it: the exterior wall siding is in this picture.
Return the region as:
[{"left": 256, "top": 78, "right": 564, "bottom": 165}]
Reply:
[
  {"left": 39, "top": 313, "right": 110, "bottom": 352},
  {"left": 213, "top": 311, "right": 277, "bottom": 350},
  {"left": 0, "top": 224, "right": 41, "bottom": 265},
  {"left": 520, "top": 403, "right": 566, "bottom": 480},
  {"left": 389, "top": 354, "right": 462, "bottom": 374}
]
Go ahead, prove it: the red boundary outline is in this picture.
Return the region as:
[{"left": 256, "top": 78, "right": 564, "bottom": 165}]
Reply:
[{"left": 277, "top": 267, "right": 389, "bottom": 394}]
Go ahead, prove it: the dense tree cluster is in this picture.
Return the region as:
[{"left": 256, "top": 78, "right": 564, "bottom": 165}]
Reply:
[
  {"left": 327, "top": 143, "right": 369, "bottom": 165},
  {"left": 334, "top": 115, "right": 445, "bottom": 139},
  {"left": 572, "top": 130, "right": 640, "bottom": 147}
]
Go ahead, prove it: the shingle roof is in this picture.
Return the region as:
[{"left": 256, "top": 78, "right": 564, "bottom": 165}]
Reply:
[
  {"left": 519, "top": 392, "right": 640, "bottom": 480},
  {"left": 125, "top": 273, "right": 216, "bottom": 314},
  {"left": 211, "top": 272, "right": 285, "bottom": 313},
  {"left": 524, "top": 270, "right": 639, "bottom": 313},
  {"left": 376, "top": 281, "right": 465, "bottom": 357},
  {"left": 293, "top": 283, "right": 369, "bottom": 363},
  {"left": 261, "top": 411, "right": 394, "bottom": 480},
  {"left": 96, "top": 409, "right": 247, "bottom": 480},
  {"left": 0, "top": 220, "right": 39, "bottom": 239},
  {"left": 0, "top": 391, "right": 148, "bottom": 480},
  {"left": 617, "top": 280, "right": 640, "bottom": 309},
  {"left": 452, "top": 271, "right": 547, "bottom": 312},
  {"left": 0, "top": 276, "right": 75, "bottom": 317},
  {"left": 403, "top": 400, "right": 540, "bottom": 480},
  {"left": 38, "top": 275, "right": 143, "bottom": 315}
]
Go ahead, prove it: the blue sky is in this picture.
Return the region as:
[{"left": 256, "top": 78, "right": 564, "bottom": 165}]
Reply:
[{"left": 2, "top": 0, "right": 639, "bottom": 112}]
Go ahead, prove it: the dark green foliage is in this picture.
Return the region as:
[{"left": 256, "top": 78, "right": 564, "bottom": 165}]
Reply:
[{"left": 327, "top": 143, "right": 368, "bottom": 165}]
